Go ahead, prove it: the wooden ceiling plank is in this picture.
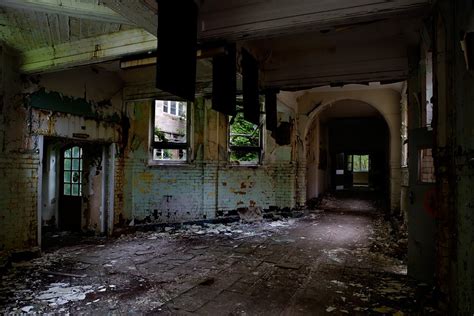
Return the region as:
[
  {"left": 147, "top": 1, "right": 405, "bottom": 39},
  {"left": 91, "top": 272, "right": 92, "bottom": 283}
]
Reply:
[
  {"left": 0, "top": 0, "right": 134, "bottom": 25},
  {"left": 34, "top": 10, "right": 52, "bottom": 46},
  {"left": 100, "top": 0, "right": 157, "bottom": 36},
  {"left": 21, "top": 28, "right": 157, "bottom": 73},
  {"left": 199, "top": 0, "right": 429, "bottom": 41},
  {"left": 69, "top": 16, "right": 80, "bottom": 41},
  {"left": 46, "top": 13, "right": 61, "bottom": 45},
  {"left": 57, "top": 14, "right": 70, "bottom": 42}
]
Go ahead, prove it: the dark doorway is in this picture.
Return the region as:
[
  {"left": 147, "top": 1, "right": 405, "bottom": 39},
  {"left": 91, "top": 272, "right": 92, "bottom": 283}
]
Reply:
[
  {"left": 58, "top": 146, "right": 83, "bottom": 231},
  {"left": 329, "top": 117, "right": 389, "bottom": 196}
]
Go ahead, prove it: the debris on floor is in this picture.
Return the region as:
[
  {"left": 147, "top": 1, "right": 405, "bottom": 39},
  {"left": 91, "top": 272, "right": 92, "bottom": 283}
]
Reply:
[
  {"left": 36, "top": 283, "right": 94, "bottom": 306},
  {"left": 0, "top": 193, "right": 441, "bottom": 315}
]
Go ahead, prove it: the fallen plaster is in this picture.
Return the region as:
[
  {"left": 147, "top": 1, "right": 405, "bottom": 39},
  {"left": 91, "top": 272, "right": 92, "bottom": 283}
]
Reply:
[{"left": 0, "top": 194, "right": 439, "bottom": 315}]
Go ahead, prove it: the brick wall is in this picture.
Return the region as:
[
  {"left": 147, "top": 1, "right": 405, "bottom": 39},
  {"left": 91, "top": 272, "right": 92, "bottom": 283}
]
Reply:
[
  {"left": 0, "top": 153, "right": 40, "bottom": 251},
  {"left": 0, "top": 46, "right": 40, "bottom": 252},
  {"left": 118, "top": 159, "right": 298, "bottom": 223},
  {"left": 117, "top": 100, "right": 299, "bottom": 224}
]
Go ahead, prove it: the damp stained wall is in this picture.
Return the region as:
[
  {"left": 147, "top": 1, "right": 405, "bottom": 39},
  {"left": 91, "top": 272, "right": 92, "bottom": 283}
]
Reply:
[
  {"left": 119, "top": 97, "right": 298, "bottom": 224},
  {"left": 0, "top": 45, "right": 40, "bottom": 252},
  {"left": 0, "top": 57, "right": 124, "bottom": 251},
  {"left": 30, "top": 68, "right": 123, "bottom": 234}
]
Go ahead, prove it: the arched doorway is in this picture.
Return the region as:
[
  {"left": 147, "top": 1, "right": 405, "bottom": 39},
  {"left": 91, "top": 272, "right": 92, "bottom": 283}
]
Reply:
[{"left": 305, "top": 99, "right": 393, "bottom": 207}]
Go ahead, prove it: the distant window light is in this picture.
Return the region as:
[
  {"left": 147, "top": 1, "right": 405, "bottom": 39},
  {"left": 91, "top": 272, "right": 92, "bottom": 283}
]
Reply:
[
  {"left": 63, "top": 146, "right": 83, "bottom": 196},
  {"left": 170, "top": 101, "right": 177, "bottom": 115},
  {"left": 347, "top": 154, "right": 370, "bottom": 172}
]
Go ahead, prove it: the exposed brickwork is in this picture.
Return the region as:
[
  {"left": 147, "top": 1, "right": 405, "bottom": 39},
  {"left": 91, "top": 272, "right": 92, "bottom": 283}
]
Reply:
[
  {"left": 118, "top": 100, "right": 299, "bottom": 224},
  {"left": 118, "top": 159, "right": 298, "bottom": 223},
  {"left": 419, "top": 148, "right": 435, "bottom": 183},
  {"left": 0, "top": 153, "right": 40, "bottom": 251}
]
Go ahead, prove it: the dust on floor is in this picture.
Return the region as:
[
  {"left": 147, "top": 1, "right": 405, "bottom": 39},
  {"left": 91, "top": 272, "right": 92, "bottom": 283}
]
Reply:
[{"left": 0, "top": 195, "right": 439, "bottom": 315}]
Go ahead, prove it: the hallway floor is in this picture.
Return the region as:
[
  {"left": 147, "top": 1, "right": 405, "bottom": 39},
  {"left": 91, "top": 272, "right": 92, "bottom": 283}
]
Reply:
[{"left": 0, "top": 194, "right": 440, "bottom": 315}]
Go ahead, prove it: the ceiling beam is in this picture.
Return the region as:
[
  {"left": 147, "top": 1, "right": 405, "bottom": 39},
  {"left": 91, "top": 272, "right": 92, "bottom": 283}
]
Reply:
[
  {"left": 261, "top": 37, "right": 409, "bottom": 89},
  {"left": 100, "top": 0, "right": 157, "bottom": 36},
  {"left": 0, "top": 0, "right": 134, "bottom": 25},
  {"left": 199, "top": 0, "right": 429, "bottom": 41},
  {"left": 21, "top": 28, "right": 156, "bottom": 73}
]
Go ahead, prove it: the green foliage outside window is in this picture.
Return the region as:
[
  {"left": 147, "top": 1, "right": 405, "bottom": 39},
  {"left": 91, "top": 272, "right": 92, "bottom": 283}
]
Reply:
[
  {"left": 229, "top": 112, "right": 260, "bottom": 162},
  {"left": 352, "top": 155, "right": 369, "bottom": 172},
  {"left": 154, "top": 127, "right": 167, "bottom": 142}
]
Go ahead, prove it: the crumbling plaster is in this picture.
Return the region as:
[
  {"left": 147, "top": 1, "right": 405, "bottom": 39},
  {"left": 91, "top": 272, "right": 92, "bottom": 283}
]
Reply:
[{"left": 118, "top": 96, "right": 299, "bottom": 224}]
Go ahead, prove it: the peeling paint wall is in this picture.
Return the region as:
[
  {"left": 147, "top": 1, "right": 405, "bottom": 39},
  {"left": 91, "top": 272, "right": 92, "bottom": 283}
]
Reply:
[
  {"left": 434, "top": 1, "right": 474, "bottom": 312},
  {"left": 28, "top": 68, "right": 122, "bottom": 234},
  {"left": 0, "top": 58, "right": 123, "bottom": 251},
  {"left": 0, "top": 45, "right": 40, "bottom": 252},
  {"left": 119, "top": 97, "right": 298, "bottom": 224}
]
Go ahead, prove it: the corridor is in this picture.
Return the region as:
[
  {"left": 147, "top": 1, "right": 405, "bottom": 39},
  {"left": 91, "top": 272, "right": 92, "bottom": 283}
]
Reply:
[{"left": 0, "top": 194, "right": 439, "bottom": 315}]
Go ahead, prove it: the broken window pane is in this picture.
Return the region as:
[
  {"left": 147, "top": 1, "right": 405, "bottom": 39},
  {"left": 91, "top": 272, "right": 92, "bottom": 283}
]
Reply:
[{"left": 63, "top": 146, "right": 83, "bottom": 196}]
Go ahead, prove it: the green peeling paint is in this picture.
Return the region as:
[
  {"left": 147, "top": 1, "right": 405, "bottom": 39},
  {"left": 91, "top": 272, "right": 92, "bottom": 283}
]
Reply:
[
  {"left": 28, "top": 88, "right": 121, "bottom": 123},
  {"left": 29, "top": 88, "right": 94, "bottom": 117}
]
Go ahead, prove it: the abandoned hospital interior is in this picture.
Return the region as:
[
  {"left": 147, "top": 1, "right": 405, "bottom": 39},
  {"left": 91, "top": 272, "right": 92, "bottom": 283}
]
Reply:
[{"left": 0, "top": 0, "right": 473, "bottom": 314}]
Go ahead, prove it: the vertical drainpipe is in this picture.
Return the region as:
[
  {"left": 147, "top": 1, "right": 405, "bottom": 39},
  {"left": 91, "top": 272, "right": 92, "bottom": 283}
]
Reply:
[
  {"left": 101, "top": 146, "right": 107, "bottom": 234},
  {"left": 36, "top": 135, "right": 44, "bottom": 249},
  {"left": 215, "top": 108, "right": 220, "bottom": 218},
  {"left": 202, "top": 99, "right": 207, "bottom": 218},
  {"left": 107, "top": 143, "right": 116, "bottom": 235}
]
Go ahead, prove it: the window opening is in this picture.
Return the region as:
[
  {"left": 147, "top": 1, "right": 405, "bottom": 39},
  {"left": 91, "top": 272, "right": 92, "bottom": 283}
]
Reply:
[
  {"left": 229, "top": 97, "right": 263, "bottom": 164},
  {"left": 425, "top": 52, "right": 434, "bottom": 128},
  {"left": 63, "top": 146, "right": 83, "bottom": 196},
  {"left": 347, "top": 154, "right": 370, "bottom": 172},
  {"left": 153, "top": 100, "right": 188, "bottom": 161}
]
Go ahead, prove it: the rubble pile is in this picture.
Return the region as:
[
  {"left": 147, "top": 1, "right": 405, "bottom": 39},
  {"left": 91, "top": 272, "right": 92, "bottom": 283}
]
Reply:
[{"left": 119, "top": 218, "right": 299, "bottom": 242}]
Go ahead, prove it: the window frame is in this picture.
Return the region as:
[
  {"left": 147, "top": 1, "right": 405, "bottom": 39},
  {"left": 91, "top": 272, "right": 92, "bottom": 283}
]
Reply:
[
  {"left": 62, "top": 146, "right": 83, "bottom": 196},
  {"left": 348, "top": 154, "right": 370, "bottom": 173},
  {"left": 150, "top": 99, "right": 191, "bottom": 165},
  {"left": 228, "top": 98, "right": 264, "bottom": 165}
]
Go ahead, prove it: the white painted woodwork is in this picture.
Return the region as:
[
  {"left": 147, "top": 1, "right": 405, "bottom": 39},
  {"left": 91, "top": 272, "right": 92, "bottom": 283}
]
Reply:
[
  {"left": 21, "top": 28, "right": 157, "bottom": 73},
  {"left": 199, "top": 0, "right": 429, "bottom": 41},
  {"left": 0, "top": 0, "right": 133, "bottom": 25}
]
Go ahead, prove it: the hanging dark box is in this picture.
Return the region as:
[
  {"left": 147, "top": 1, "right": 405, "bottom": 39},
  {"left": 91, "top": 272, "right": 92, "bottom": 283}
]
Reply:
[{"left": 156, "top": 0, "right": 198, "bottom": 102}]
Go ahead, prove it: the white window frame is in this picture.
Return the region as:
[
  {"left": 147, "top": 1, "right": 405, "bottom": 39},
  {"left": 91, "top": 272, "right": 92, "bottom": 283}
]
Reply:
[{"left": 150, "top": 100, "right": 191, "bottom": 164}]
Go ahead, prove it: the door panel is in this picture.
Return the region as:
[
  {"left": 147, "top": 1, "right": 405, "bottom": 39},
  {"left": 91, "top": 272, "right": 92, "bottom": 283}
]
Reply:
[
  {"left": 408, "top": 128, "right": 436, "bottom": 283},
  {"left": 335, "top": 153, "right": 345, "bottom": 190},
  {"left": 58, "top": 146, "right": 83, "bottom": 231}
]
